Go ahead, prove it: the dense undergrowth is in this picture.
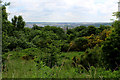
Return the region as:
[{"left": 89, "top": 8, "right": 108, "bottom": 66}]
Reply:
[{"left": 2, "top": 50, "right": 120, "bottom": 78}]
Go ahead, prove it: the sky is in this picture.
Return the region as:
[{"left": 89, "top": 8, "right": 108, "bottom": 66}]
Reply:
[{"left": 3, "top": 0, "right": 118, "bottom": 22}]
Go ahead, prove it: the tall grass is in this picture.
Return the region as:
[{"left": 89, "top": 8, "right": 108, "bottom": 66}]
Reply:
[
  {"left": 2, "top": 51, "right": 120, "bottom": 78},
  {"left": 3, "top": 59, "right": 37, "bottom": 78}
]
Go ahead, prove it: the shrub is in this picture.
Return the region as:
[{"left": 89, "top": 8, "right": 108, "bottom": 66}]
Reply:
[
  {"left": 101, "top": 33, "right": 120, "bottom": 70},
  {"left": 78, "top": 46, "right": 102, "bottom": 68},
  {"left": 70, "top": 37, "right": 88, "bottom": 51}
]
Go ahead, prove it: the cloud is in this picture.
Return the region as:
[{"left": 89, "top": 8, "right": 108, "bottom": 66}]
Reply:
[{"left": 4, "top": 0, "right": 118, "bottom": 22}]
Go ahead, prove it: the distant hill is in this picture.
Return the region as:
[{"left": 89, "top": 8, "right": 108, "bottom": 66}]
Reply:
[{"left": 25, "top": 22, "right": 111, "bottom": 28}]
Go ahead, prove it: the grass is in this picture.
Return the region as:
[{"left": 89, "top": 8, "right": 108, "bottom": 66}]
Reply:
[
  {"left": 60, "top": 51, "right": 84, "bottom": 59},
  {"left": 2, "top": 58, "right": 80, "bottom": 78},
  {"left": 57, "top": 51, "right": 84, "bottom": 66},
  {"left": 2, "top": 50, "right": 120, "bottom": 78},
  {"left": 3, "top": 59, "right": 37, "bottom": 78},
  {"left": 3, "top": 58, "right": 120, "bottom": 78},
  {"left": 2, "top": 51, "right": 85, "bottom": 78}
]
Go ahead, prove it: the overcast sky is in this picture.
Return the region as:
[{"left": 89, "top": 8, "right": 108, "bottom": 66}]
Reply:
[{"left": 4, "top": 0, "right": 118, "bottom": 22}]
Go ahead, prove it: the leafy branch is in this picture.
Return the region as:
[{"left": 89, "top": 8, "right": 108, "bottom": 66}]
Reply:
[{"left": 112, "top": 12, "right": 120, "bottom": 19}]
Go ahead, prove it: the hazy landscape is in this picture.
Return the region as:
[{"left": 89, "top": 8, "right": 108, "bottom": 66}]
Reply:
[{"left": 26, "top": 22, "right": 111, "bottom": 28}]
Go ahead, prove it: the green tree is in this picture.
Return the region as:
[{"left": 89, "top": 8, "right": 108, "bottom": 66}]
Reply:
[
  {"left": 87, "top": 25, "right": 97, "bottom": 35},
  {"left": 42, "top": 42, "right": 61, "bottom": 68},
  {"left": 17, "top": 15, "right": 25, "bottom": 30},
  {"left": 2, "top": 4, "right": 9, "bottom": 22},
  {"left": 43, "top": 26, "right": 66, "bottom": 40},
  {"left": 2, "top": 32, "right": 10, "bottom": 52},
  {"left": 74, "top": 26, "right": 86, "bottom": 32},
  {"left": 32, "top": 24, "right": 43, "bottom": 30},
  {"left": 11, "top": 16, "right": 17, "bottom": 27},
  {"left": 69, "top": 37, "right": 88, "bottom": 51},
  {"left": 67, "top": 29, "right": 74, "bottom": 35},
  {"left": 102, "top": 33, "right": 120, "bottom": 70},
  {"left": 99, "top": 25, "right": 110, "bottom": 32},
  {"left": 74, "top": 37, "right": 88, "bottom": 51},
  {"left": 101, "top": 21, "right": 120, "bottom": 70},
  {"left": 11, "top": 15, "right": 25, "bottom": 30},
  {"left": 112, "top": 20, "right": 120, "bottom": 34},
  {"left": 2, "top": 1, "right": 12, "bottom": 32}
]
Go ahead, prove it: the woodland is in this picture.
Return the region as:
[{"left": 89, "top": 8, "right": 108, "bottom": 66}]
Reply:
[{"left": 1, "top": 1, "right": 120, "bottom": 78}]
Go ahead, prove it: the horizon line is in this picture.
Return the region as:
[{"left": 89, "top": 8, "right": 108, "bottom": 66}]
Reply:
[{"left": 26, "top": 21, "right": 112, "bottom": 23}]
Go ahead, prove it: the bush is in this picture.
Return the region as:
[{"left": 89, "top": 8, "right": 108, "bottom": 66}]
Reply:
[
  {"left": 70, "top": 37, "right": 88, "bottom": 51},
  {"left": 112, "top": 20, "right": 120, "bottom": 34},
  {"left": 78, "top": 46, "right": 102, "bottom": 68},
  {"left": 34, "top": 43, "right": 61, "bottom": 68},
  {"left": 101, "top": 33, "right": 120, "bottom": 70},
  {"left": 101, "top": 21, "right": 120, "bottom": 70},
  {"left": 31, "top": 31, "right": 59, "bottom": 48},
  {"left": 87, "top": 25, "right": 97, "bottom": 35}
]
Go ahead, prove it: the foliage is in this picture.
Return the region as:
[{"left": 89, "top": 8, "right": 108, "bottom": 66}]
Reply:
[
  {"left": 2, "top": 56, "right": 120, "bottom": 78},
  {"left": 99, "top": 25, "right": 111, "bottom": 32},
  {"left": 12, "top": 15, "right": 25, "bottom": 30},
  {"left": 113, "top": 12, "right": 120, "bottom": 19},
  {"left": 101, "top": 33, "right": 120, "bottom": 70},
  {"left": 2, "top": 32, "right": 10, "bottom": 52},
  {"left": 11, "top": 16, "right": 17, "bottom": 27},
  {"left": 2, "top": 0, "right": 120, "bottom": 78},
  {"left": 75, "top": 46, "right": 102, "bottom": 68},
  {"left": 74, "top": 26, "right": 86, "bottom": 32},
  {"left": 70, "top": 37, "right": 88, "bottom": 51},
  {"left": 101, "top": 21, "right": 120, "bottom": 70},
  {"left": 112, "top": 20, "right": 120, "bottom": 34},
  {"left": 34, "top": 41, "right": 61, "bottom": 68},
  {"left": 32, "top": 24, "right": 43, "bottom": 30}
]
